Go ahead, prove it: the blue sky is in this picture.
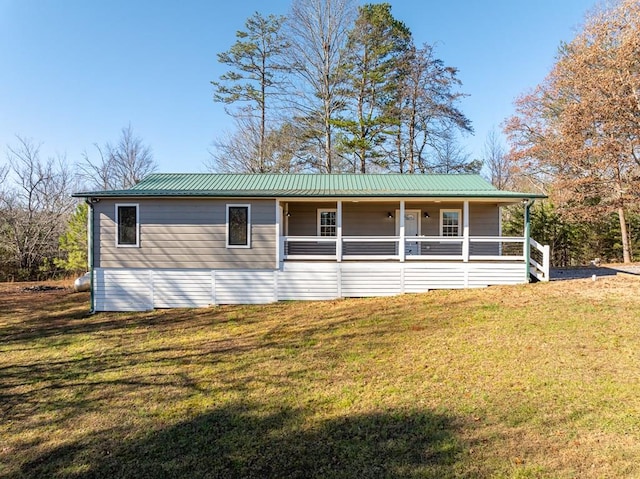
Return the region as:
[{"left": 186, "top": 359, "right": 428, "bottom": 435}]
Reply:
[{"left": 0, "top": 0, "right": 596, "bottom": 174}]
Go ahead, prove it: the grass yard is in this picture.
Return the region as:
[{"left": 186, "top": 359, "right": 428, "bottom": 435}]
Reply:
[{"left": 1, "top": 275, "right": 640, "bottom": 478}]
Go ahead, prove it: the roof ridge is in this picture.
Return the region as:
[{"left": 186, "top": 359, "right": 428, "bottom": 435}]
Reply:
[{"left": 140, "top": 172, "right": 486, "bottom": 177}]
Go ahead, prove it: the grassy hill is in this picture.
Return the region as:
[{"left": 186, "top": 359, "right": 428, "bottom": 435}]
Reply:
[{"left": 1, "top": 276, "right": 639, "bottom": 478}]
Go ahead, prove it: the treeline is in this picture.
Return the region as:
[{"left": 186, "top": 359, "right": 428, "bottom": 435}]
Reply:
[
  {"left": 504, "top": 203, "right": 640, "bottom": 267},
  {"left": 209, "top": 0, "right": 639, "bottom": 265},
  {"left": 0, "top": 126, "right": 156, "bottom": 281},
  {"left": 2, "top": 0, "right": 638, "bottom": 281},
  {"left": 208, "top": 1, "right": 478, "bottom": 175},
  {"left": 505, "top": 0, "right": 640, "bottom": 264}
]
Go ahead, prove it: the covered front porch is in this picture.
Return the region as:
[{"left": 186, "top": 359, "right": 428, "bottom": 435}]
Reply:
[{"left": 276, "top": 198, "right": 550, "bottom": 282}]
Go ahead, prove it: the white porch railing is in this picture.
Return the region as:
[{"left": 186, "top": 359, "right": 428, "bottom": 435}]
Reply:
[
  {"left": 282, "top": 235, "right": 533, "bottom": 262},
  {"left": 529, "top": 238, "right": 551, "bottom": 282}
]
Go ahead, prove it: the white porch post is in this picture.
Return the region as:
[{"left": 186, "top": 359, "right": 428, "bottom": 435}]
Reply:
[
  {"left": 399, "top": 200, "right": 406, "bottom": 262},
  {"left": 462, "top": 200, "right": 470, "bottom": 262},
  {"left": 524, "top": 200, "right": 531, "bottom": 283},
  {"left": 275, "top": 199, "right": 282, "bottom": 268},
  {"left": 336, "top": 200, "right": 342, "bottom": 262},
  {"left": 462, "top": 200, "right": 469, "bottom": 263},
  {"left": 543, "top": 244, "right": 551, "bottom": 282}
]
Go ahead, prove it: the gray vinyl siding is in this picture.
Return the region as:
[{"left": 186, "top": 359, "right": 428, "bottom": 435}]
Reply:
[
  {"left": 94, "top": 198, "right": 276, "bottom": 269},
  {"left": 469, "top": 203, "right": 500, "bottom": 236},
  {"left": 286, "top": 202, "right": 336, "bottom": 236},
  {"left": 469, "top": 203, "right": 501, "bottom": 255},
  {"left": 343, "top": 202, "right": 396, "bottom": 236},
  {"left": 284, "top": 201, "right": 500, "bottom": 237}
]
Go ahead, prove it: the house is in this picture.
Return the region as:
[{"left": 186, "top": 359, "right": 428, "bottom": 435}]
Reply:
[{"left": 73, "top": 173, "right": 549, "bottom": 312}]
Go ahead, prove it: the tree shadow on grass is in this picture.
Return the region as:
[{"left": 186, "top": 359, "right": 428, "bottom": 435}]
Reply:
[{"left": 20, "top": 402, "right": 465, "bottom": 479}]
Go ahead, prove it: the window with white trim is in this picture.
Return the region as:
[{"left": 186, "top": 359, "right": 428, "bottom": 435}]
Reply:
[
  {"left": 440, "top": 209, "right": 461, "bottom": 237},
  {"left": 227, "top": 204, "right": 251, "bottom": 248},
  {"left": 317, "top": 208, "right": 337, "bottom": 236},
  {"left": 116, "top": 204, "right": 139, "bottom": 247}
]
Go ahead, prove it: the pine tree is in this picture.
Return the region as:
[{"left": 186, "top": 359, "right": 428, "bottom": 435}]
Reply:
[{"left": 54, "top": 202, "right": 88, "bottom": 274}]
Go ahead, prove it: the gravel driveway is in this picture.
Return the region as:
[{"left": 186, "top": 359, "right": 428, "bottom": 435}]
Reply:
[{"left": 551, "top": 264, "right": 640, "bottom": 280}]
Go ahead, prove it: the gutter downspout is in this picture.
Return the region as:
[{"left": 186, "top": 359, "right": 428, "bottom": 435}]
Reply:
[
  {"left": 86, "top": 198, "right": 95, "bottom": 314},
  {"left": 524, "top": 199, "right": 534, "bottom": 283}
]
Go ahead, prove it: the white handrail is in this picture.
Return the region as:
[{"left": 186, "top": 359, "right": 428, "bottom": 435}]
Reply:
[
  {"left": 285, "top": 236, "right": 337, "bottom": 243},
  {"left": 282, "top": 236, "right": 548, "bottom": 276},
  {"left": 410, "top": 236, "right": 463, "bottom": 243},
  {"left": 342, "top": 236, "right": 400, "bottom": 243},
  {"left": 529, "top": 238, "right": 550, "bottom": 282},
  {"left": 471, "top": 236, "right": 525, "bottom": 243}
]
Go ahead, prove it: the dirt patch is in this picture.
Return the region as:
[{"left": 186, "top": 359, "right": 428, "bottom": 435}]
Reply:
[{"left": 0, "top": 280, "right": 79, "bottom": 317}]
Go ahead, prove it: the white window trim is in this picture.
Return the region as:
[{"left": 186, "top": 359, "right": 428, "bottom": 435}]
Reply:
[
  {"left": 226, "top": 204, "right": 251, "bottom": 248},
  {"left": 115, "top": 203, "right": 140, "bottom": 248},
  {"left": 317, "top": 208, "right": 337, "bottom": 237},
  {"left": 440, "top": 208, "right": 462, "bottom": 237}
]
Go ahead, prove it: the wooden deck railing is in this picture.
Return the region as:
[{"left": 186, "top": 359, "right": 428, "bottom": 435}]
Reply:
[
  {"left": 281, "top": 235, "right": 536, "bottom": 263},
  {"left": 529, "top": 238, "right": 551, "bottom": 282}
]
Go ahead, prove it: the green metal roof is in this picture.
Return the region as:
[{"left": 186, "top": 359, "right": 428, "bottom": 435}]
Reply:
[{"left": 73, "top": 173, "right": 546, "bottom": 199}]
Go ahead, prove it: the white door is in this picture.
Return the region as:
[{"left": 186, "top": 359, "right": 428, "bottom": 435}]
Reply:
[{"left": 396, "top": 210, "right": 421, "bottom": 256}]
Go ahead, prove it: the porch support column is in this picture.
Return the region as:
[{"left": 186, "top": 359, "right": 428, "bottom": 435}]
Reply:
[
  {"left": 462, "top": 200, "right": 470, "bottom": 262},
  {"left": 336, "top": 200, "right": 342, "bottom": 262},
  {"left": 275, "top": 199, "right": 282, "bottom": 269},
  {"left": 524, "top": 199, "right": 531, "bottom": 283},
  {"left": 399, "top": 200, "right": 406, "bottom": 262}
]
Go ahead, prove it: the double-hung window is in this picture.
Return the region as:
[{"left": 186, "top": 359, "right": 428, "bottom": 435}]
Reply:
[
  {"left": 227, "top": 204, "right": 251, "bottom": 248},
  {"left": 317, "top": 209, "right": 337, "bottom": 237},
  {"left": 440, "top": 209, "right": 461, "bottom": 237},
  {"left": 116, "top": 204, "right": 139, "bottom": 247}
]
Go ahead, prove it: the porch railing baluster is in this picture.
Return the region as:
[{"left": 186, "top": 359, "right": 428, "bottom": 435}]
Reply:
[{"left": 281, "top": 235, "right": 543, "bottom": 264}]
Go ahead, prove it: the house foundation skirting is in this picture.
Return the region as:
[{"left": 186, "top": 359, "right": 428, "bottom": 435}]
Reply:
[{"left": 92, "top": 262, "right": 526, "bottom": 311}]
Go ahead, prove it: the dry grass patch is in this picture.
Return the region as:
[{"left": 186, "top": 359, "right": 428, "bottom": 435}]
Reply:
[{"left": 1, "top": 276, "right": 639, "bottom": 478}]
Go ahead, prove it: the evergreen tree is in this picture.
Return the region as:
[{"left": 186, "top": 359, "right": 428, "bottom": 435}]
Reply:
[
  {"left": 54, "top": 202, "right": 88, "bottom": 274},
  {"left": 335, "top": 3, "right": 411, "bottom": 173},
  {"left": 212, "top": 12, "right": 290, "bottom": 173}
]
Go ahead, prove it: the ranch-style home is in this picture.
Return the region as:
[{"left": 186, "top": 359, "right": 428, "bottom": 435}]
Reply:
[{"left": 73, "top": 173, "right": 549, "bottom": 312}]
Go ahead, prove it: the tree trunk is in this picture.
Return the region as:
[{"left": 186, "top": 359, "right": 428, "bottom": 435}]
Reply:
[
  {"left": 618, "top": 206, "right": 632, "bottom": 263},
  {"left": 325, "top": 116, "right": 332, "bottom": 173}
]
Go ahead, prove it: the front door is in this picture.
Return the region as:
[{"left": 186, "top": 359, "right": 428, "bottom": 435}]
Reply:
[{"left": 396, "top": 210, "right": 421, "bottom": 255}]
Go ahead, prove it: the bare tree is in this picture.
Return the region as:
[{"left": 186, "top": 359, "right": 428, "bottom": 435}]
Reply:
[
  {"left": 79, "top": 125, "right": 156, "bottom": 190},
  {"left": 0, "top": 136, "right": 75, "bottom": 279},
  {"left": 388, "top": 43, "right": 472, "bottom": 173},
  {"left": 208, "top": 115, "right": 265, "bottom": 173},
  {"left": 483, "top": 128, "right": 511, "bottom": 189},
  {"left": 207, "top": 114, "right": 307, "bottom": 173},
  {"left": 285, "top": 0, "right": 357, "bottom": 172},
  {"left": 505, "top": 0, "right": 640, "bottom": 262},
  {"left": 427, "top": 131, "right": 481, "bottom": 174},
  {"left": 0, "top": 162, "right": 8, "bottom": 184}
]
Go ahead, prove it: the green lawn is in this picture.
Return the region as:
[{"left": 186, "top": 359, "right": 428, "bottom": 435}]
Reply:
[{"left": 1, "top": 276, "right": 639, "bottom": 478}]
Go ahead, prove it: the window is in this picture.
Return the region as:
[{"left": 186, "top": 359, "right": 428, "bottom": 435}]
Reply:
[
  {"left": 317, "top": 209, "right": 337, "bottom": 236},
  {"left": 440, "top": 209, "right": 461, "bottom": 237},
  {"left": 116, "top": 204, "right": 139, "bottom": 247},
  {"left": 227, "top": 204, "right": 251, "bottom": 248}
]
